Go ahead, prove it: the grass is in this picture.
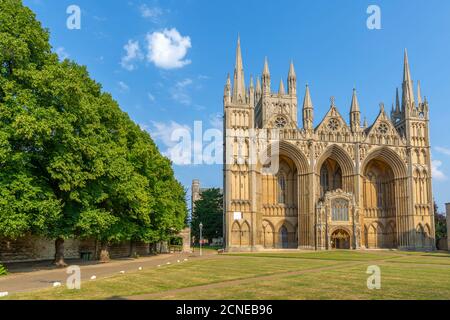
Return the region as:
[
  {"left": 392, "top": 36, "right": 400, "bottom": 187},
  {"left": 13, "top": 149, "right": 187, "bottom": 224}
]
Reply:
[{"left": 3, "top": 250, "right": 450, "bottom": 300}]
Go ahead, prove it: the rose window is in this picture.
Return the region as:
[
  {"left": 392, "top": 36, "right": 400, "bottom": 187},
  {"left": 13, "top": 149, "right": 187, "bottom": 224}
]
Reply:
[
  {"left": 378, "top": 123, "right": 389, "bottom": 135},
  {"left": 275, "top": 117, "right": 287, "bottom": 128},
  {"left": 327, "top": 118, "right": 340, "bottom": 131}
]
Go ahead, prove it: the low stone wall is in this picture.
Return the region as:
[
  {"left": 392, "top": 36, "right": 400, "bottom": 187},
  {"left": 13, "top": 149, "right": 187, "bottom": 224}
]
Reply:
[
  {"left": 0, "top": 235, "right": 80, "bottom": 263},
  {"left": 0, "top": 236, "right": 159, "bottom": 263},
  {"left": 1, "top": 228, "right": 191, "bottom": 263}
]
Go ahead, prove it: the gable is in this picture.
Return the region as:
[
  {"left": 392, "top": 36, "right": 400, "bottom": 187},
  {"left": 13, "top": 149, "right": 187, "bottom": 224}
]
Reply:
[{"left": 315, "top": 105, "right": 350, "bottom": 135}]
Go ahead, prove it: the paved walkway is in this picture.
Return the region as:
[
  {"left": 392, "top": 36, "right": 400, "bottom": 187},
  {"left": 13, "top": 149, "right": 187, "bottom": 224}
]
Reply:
[{"left": 0, "top": 251, "right": 216, "bottom": 294}]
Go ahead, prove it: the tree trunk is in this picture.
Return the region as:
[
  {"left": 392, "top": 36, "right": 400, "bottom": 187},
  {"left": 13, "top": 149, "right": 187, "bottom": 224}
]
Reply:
[
  {"left": 129, "top": 240, "right": 137, "bottom": 258},
  {"left": 54, "top": 238, "right": 67, "bottom": 268},
  {"left": 99, "top": 241, "right": 110, "bottom": 263}
]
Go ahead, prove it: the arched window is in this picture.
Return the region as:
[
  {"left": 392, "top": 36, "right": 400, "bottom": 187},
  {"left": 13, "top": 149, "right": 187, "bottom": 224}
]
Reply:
[
  {"left": 320, "top": 165, "right": 329, "bottom": 197},
  {"left": 278, "top": 174, "right": 286, "bottom": 204},
  {"left": 333, "top": 167, "right": 342, "bottom": 190}
]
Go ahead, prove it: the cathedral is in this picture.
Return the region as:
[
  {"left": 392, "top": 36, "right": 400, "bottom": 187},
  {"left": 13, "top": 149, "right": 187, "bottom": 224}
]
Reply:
[{"left": 223, "top": 38, "right": 435, "bottom": 251}]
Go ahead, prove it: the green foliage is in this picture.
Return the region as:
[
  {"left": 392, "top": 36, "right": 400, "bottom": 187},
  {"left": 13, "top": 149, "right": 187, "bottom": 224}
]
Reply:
[
  {"left": 191, "top": 188, "right": 223, "bottom": 242},
  {"left": 0, "top": 0, "right": 187, "bottom": 249},
  {"left": 434, "top": 202, "right": 447, "bottom": 240},
  {"left": 0, "top": 264, "right": 7, "bottom": 276}
]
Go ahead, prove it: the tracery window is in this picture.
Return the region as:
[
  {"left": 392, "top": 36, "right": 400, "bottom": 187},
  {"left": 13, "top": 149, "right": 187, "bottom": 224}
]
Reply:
[
  {"left": 327, "top": 118, "right": 340, "bottom": 131},
  {"left": 278, "top": 174, "right": 286, "bottom": 204},
  {"left": 331, "top": 199, "right": 349, "bottom": 221},
  {"left": 320, "top": 166, "right": 329, "bottom": 197},
  {"left": 275, "top": 116, "right": 287, "bottom": 128},
  {"left": 377, "top": 123, "right": 389, "bottom": 135}
]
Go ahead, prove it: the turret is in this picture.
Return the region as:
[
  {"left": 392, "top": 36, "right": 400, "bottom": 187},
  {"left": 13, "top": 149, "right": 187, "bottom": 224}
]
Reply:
[
  {"left": 288, "top": 61, "right": 297, "bottom": 96},
  {"left": 262, "top": 57, "right": 271, "bottom": 95},
  {"left": 255, "top": 77, "right": 262, "bottom": 102},
  {"left": 232, "top": 36, "right": 245, "bottom": 104},
  {"left": 302, "top": 84, "right": 314, "bottom": 131},
  {"left": 402, "top": 49, "right": 415, "bottom": 114},
  {"left": 350, "top": 88, "right": 361, "bottom": 132},
  {"left": 224, "top": 73, "right": 231, "bottom": 104},
  {"left": 249, "top": 75, "right": 255, "bottom": 107},
  {"left": 278, "top": 78, "right": 285, "bottom": 95}
]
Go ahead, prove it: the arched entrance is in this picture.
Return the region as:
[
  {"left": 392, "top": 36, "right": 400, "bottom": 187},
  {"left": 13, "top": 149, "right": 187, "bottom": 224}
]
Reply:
[
  {"left": 331, "top": 229, "right": 351, "bottom": 249},
  {"left": 362, "top": 158, "right": 396, "bottom": 248},
  {"left": 279, "top": 226, "right": 289, "bottom": 248}
]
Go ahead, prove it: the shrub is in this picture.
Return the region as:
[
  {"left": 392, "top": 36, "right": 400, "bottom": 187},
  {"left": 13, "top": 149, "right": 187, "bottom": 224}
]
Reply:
[{"left": 0, "top": 264, "right": 7, "bottom": 276}]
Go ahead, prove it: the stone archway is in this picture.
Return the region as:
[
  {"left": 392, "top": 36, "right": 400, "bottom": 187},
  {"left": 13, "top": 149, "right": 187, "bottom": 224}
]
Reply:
[
  {"left": 331, "top": 229, "right": 351, "bottom": 249},
  {"left": 315, "top": 145, "right": 355, "bottom": 194},
  {"left": 361, "top": 147, "right": 407, "bottom": 249},
  {"left": 262, "top": 220, "right": 275, "bottom": 248},
  {"left": 279, "top": 226, "right": 289, "bottom": 248}
]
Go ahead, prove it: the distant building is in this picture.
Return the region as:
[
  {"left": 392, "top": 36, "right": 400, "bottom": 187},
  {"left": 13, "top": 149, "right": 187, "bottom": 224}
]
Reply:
[{"left": 191, "top": 179, "right": 222, "bottom": 211}]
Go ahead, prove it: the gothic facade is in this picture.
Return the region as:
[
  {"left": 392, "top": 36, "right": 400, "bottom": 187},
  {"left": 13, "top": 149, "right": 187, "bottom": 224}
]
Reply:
[{"left": 223, "top": 38, "right": 435, "bottom": 251}]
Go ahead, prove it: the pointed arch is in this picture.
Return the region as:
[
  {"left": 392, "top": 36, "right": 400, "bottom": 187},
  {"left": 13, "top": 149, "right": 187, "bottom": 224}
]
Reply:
[
  {"left": 315, "top": 144, "right": 354, "bottom": 193},
  {"left": 240, "top": 221, "right": 251, "bottom": 246},
  {"left": 315, "top": 144, "right": 354, "bottom": 178},
  {"left": 361, "top": 147, "right": 407, "bottom": 178},
  {"left": 278, "top": 140, "right": 309, "bottom": 174},
  {"left": 231, "top": 221, "right": 241, "bottom": 246},
  {"left": 262, "top": 220, "right": 275, "bottom": 248}
]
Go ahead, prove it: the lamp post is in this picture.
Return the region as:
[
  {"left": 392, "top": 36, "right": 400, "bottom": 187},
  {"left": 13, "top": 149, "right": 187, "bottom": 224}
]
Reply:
[{"left": 199, "top": 222, "right": 203, "bottom": 256}]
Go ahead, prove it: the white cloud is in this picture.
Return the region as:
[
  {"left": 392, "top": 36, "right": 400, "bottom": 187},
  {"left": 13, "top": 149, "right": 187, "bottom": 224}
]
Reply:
[
  {"left": 149, "top": 121, "right": 193, "bottom": 164},
  {"left": 150, "top": 121, "right": 191, "bottom": 147},
  {"left": 140, "top": 4, "right": 163, "bottom": 22},
  {"left": 121, "top": 40, "right": 143, "bottom": 71},
  {"left": 435, "top": 146, "right": 450, "bottom": 157},
  {"left": 146, "top": 28, "right": 191, "bottom": 69},
  {"left": 118, "top": 81, "right": 129, "bottom": 92},
  {"left": 55, "top": 47, "right": 69, "bottom": 60},
  {"left": 176, "top": 78, "right": 193, "bottom": 88},
  {"left": 148, "top": 93, "right": 155, "bottom": 102},
  {"left": 431, "top": 159, "right": 447, "bottom": 181}
]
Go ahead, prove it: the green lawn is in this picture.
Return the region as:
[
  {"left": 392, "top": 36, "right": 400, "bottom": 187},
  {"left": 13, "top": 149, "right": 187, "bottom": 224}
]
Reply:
[{"left": 3, "top": 250, "right": 450, "bottom": 300}]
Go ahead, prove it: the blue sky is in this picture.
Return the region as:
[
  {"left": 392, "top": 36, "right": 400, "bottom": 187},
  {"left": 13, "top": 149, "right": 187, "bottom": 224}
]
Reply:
[{"left": 24, "top": 0, "right": 450, "bottom": 211}]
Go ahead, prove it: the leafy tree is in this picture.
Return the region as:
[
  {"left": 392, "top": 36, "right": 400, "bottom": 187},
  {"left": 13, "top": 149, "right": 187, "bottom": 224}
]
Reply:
[
  {"left": 0, "top": 0, "right": 187, "bottom": 265},
  {"left": 191, "top": 188, "right": 223, "bottom": 243},
  {"left": 434, "top": 202, "right": 447, "bottom": 241}
]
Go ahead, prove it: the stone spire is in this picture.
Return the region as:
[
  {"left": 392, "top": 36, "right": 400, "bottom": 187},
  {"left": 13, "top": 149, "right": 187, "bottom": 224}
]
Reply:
[
  {"left": 402, "top": 49, "right": 415, "bottom": 110},
  {"left": 255, "top": 76, "right": 262, "bottom": 101},
  {"left": 395, "top": 87, "right": 401, "bottom": 113},
  {"left": 350, "top": 88, "right": 361, "bottom": 132},
  {"left": 417, "top": 80, "right": 422, "bottom": 104},
  {"left": 350, "top": 88, "right": 360, "bottom": 113},
  {"left": 262, "top": 57, "right": 271, "bottom": 95},
  {"left": 224, "top": 73, "right": 231, "bottom": 103},
  {"left": 278, "top": 78, "right": 285, "bottom": 95},
  {"left": 288, "top": 61, "right": 297, "bottom": 95},
  {"left": 232, "top": 36, "right": 245, "bottom": 103},
  {"left": 302, "top": 85, "right": 314, "bottom": 130}
]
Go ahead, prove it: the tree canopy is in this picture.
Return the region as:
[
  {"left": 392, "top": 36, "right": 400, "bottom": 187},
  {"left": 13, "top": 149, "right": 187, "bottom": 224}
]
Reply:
[
  {"left": 191, "top": 188, "right": 223, "bottom": 242},
  {"left": 0, "top": 0, "right": 187, "bottom": 262}
]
